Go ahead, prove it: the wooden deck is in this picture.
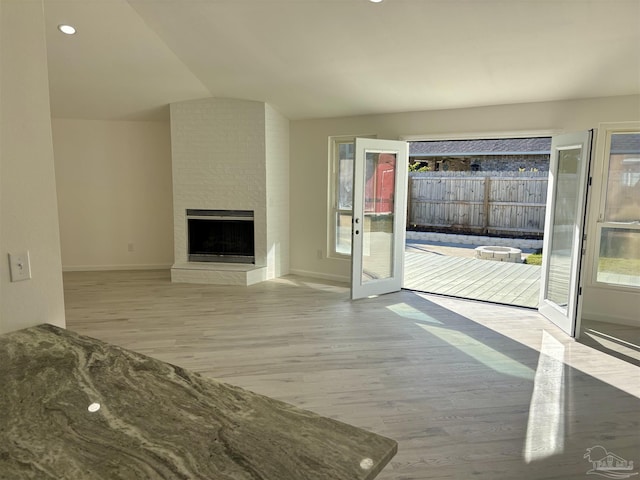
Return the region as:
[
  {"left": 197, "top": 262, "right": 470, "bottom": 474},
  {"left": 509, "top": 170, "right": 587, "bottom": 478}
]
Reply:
[{"left": 403, "top": 251, "right": 541, "bottom": 308}]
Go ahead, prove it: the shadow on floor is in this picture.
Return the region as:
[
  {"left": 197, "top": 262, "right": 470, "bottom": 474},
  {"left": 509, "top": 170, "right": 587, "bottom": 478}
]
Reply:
[{"left": 579, "top": 319, "right": 640, "bottom": 367}]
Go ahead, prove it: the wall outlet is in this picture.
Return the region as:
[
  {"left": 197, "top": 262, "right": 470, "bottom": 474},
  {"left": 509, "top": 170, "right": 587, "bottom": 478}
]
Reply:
[
  {"left": 8, "top": 251, "right": 31, "bottom": 282},
  {"left": 128, "top": 243, "right": 135, "bottom": 252}
]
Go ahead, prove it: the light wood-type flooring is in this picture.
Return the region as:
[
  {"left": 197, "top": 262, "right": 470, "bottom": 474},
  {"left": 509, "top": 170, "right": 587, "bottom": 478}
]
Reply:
[{"left": 63, "top": 270, "right": 640, "bottom": 480}]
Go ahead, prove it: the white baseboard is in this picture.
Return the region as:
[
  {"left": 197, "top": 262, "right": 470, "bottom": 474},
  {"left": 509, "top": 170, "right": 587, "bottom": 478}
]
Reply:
[
  {"left": 582, "top": 313, "right": 640, "bottom": 328},
  {"left": 288, "top": 268, "right": 350, "bottom": 283},
  {"left": 62, "top": 264, "right": 172, "bottom": 272}
]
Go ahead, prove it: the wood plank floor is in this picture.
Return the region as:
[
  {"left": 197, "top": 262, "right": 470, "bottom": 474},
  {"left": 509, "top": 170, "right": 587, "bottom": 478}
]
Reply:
[
  {"left": 404, "top": 251, "right": 541, "bottom": 307},
  {"left": 63, "top": 270, "right": 640, "bottom": 480}
]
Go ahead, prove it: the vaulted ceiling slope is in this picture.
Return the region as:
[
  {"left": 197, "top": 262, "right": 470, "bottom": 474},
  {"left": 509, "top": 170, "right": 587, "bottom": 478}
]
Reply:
[{"left": 44, "top": 0, "right": 640, "bottom": 121}]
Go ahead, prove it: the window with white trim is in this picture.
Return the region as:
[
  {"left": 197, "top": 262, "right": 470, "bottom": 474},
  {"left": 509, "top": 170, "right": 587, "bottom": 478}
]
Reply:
[
  {"left": 328, "top": 137, "right": 356, "bottom": 257},
  {"left": 594, "top": 131, "right": 640, "bottom": 288}
]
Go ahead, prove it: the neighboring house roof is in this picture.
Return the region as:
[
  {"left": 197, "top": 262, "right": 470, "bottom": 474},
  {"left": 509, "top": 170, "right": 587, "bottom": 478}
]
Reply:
[
  {"left": 410, "top": 137, "right": 552, "bottom": 157},
  {"left": 410, "top": 133, "right": 640, "bottom": 158}
]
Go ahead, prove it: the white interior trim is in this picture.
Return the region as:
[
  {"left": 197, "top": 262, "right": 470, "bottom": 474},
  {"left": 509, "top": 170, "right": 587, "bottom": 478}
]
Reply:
[
  {"left": 62, "top": 264, "right": 172, "bottom": 272},
  {"left": 582, "top": 312, "right": 640, "bottom": 327},
  {"left": 400, "top": 130, "right": 560, "bottom": 142},
  {"left": 289, "top": 268, "right": 349, "bottom": 284}
]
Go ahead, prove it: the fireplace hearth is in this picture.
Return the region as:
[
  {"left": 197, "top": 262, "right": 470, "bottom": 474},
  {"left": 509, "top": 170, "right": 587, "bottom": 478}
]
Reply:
[{"left": 187, "top": 210, "right": 255, "bottom": 264}]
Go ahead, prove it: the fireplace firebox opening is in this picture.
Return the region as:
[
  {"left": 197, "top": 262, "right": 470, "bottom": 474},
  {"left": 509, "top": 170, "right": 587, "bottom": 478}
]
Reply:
[{"left": 187, "top": 209, "right": 255, "bottom": 264}]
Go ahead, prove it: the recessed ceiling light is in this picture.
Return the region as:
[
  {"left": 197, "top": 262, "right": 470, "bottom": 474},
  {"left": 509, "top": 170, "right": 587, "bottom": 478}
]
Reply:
[
  {"left": 369, "top": 0, "right": 383, "bottom": 3},
  {"left": 57, "top": 24, "right": 76, "bottom": 35}
]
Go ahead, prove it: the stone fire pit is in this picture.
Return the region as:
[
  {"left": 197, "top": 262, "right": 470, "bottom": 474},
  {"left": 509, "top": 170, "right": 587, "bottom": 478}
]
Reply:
[{"left": 475, "top": 246, "right": 522, "bottom": 263}]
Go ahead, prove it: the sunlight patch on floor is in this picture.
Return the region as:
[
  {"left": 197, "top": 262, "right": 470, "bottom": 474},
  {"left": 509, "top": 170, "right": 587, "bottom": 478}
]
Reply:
[
  {"left": 524, "top": 330, "right": 565, "bottom": 463},
  {"left": 386, "top": 303, "right": 443, "bottom": 324},
  {"left": 415, "top": 322, "right": 535, "bottom": 380}
]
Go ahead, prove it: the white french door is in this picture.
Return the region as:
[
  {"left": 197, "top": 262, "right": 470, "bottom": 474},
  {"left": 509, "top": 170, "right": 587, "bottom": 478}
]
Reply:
[
  {"left": 351, "top": 138, "right": 408, "bottom": 300},
  {"left": 539, "top": 131, "right": 593, "bottom": 336}
]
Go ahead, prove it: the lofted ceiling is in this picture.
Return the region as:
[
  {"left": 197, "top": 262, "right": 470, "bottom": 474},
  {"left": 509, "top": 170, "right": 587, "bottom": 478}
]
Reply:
[{"left": 43, "top": 0, "right": 640, "bottom": 121}]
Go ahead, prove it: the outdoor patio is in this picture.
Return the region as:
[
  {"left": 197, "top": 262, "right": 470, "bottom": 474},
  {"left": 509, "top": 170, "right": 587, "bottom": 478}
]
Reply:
[{"left": 403, "top": 244, "right": 541, "bottom": 308}]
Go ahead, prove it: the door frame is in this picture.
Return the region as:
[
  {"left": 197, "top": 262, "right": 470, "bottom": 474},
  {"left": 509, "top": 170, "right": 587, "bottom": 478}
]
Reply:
[
  {"left": 538, "top": 130, "right": 594, "bottom": 337},
  {"left": 351, "top": 138, "right": 408, "bottom": 300}
]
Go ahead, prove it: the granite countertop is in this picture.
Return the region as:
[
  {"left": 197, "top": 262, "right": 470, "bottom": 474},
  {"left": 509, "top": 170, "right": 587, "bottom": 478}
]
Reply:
[{"left": 0, "top": 324, "right": 396, "bottom": 479}]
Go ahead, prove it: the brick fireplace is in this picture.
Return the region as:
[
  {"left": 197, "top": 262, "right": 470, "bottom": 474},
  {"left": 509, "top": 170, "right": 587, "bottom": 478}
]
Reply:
[{"left": 169, "top": 98, "right": 289, "bottom": 286}]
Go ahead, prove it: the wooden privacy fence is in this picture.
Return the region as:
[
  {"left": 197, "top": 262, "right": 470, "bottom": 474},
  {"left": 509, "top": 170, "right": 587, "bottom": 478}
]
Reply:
[{"left": 407, "top": 172, "right": 549, "bottom": 237}]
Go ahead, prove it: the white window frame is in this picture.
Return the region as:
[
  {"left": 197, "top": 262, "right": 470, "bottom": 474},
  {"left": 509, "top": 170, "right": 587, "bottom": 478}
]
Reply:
[
  {"left": 585, "top": 123, "right": 640, "bottom": 291},
  {"left": 328, "top": 135, "right": 375, "bottom": 259}
]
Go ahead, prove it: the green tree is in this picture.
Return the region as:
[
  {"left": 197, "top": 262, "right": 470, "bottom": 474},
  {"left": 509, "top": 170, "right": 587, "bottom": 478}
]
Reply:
[{"left": 409, "top": 162, "right": 430, "bottom": 172}]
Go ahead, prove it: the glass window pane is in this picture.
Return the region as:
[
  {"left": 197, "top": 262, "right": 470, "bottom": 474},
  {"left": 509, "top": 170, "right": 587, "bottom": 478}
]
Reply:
[
  {"left": 362, "top": 152, "right": 396, "bottom": 283},
  {"left": 604, "top": 133, "right": 640, "bottom": 222},
  {"left": 597, "top": 132, "right": 640, "bottom": 288},
  {"left": 597, "top": 227, "right": 640, "bottom": 287},
  {"left": 338, "top": 143, "right": 354, "bottom": 210},
  {"left": 364, "top": 153, "right": 377, "bottom": 213},
  {"left": 336, "top": 212, "right": 352, "bottom": 255},
  {"left": 546, "top": 147, "right": 581, "bottom": 308}
]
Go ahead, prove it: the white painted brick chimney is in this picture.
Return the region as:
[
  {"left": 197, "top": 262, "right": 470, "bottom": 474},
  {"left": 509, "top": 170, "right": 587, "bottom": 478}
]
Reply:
[{"left": 170, "top": 97, "right": 289, "bottom": 285}]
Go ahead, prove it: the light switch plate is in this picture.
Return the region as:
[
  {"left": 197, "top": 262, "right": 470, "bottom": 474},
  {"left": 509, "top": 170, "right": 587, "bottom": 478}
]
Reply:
[{"left": 9, "top": 251, "right": 31, "bottom": 282}]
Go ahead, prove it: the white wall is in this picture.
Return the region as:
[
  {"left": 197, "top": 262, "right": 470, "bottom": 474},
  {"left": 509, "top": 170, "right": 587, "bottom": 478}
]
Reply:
[
  {"left": 52, "top": 119, "right": 174, "bottom": 271},
  {"left": 170, "top": 98, "right": 268, "bottom": 268},
  {"left": 0, "top": 0, "right": 65, "bottom": 334},
  {"left": 265, "top": 104, "right": 290, "bottom": 278},
  {"left": 289, "top": 95, "right": 640, "bottom": 322}
]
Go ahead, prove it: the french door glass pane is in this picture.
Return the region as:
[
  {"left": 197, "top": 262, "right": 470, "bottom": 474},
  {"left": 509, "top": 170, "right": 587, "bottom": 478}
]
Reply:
[
  {"left": 547, "top": 147, "right": 581, "bottom": 308},
  {"left": 362, "top": 152, "right": 396, "bottom": 283}
]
